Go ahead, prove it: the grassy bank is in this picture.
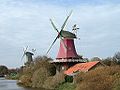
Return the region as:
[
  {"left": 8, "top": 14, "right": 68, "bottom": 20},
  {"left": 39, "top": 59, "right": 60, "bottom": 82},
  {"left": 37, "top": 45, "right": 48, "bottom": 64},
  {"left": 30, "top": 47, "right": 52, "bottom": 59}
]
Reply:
[
  {"left": 74, "top": 66, "right": 120, "bottom": 90},
  {"left": 17, "top": 56, "right": 120, "bottom": 90},
  {"left": 57, "top": 83, "right": 76, "bottom": 90}
]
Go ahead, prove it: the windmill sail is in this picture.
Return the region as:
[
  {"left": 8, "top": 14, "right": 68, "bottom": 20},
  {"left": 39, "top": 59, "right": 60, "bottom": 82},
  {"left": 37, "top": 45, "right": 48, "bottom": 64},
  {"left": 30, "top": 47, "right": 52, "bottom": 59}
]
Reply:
[
  {"left": 61, "top": 11, "right": 72, "bottom": 31},
  {"left": 46, "top": 11, "right": 73, "bottom": 55}
]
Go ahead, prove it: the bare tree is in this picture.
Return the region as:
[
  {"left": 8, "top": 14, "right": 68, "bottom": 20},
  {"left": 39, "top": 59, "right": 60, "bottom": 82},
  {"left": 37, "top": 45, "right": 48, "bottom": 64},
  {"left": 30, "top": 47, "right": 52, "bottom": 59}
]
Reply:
[{"left": 113, "top": 52, "right": 120, "bottom": 64}]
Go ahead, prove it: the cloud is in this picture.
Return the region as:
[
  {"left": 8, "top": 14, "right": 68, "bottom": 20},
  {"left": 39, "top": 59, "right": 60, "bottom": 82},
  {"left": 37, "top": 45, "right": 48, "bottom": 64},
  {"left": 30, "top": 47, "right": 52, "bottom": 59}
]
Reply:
[
  {"left": 73, "top": 4, "right": 120, "bottom": 58},
  {"left": 0, "top": 0, "right": 120, "bottom": 67}
]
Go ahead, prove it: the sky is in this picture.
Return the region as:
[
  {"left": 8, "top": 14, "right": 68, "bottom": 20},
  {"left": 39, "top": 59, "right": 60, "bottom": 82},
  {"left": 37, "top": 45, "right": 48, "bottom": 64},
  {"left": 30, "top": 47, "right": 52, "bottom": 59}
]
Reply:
[{"left": 0, "top": 0, "right": 120, "bottom": 68}]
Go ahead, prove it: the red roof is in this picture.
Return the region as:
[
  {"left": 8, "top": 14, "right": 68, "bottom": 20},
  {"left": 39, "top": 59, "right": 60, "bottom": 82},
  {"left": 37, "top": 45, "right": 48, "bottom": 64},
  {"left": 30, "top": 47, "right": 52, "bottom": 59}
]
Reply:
[{"left": 64, "top": 61, "right": 100, "bottom": 75}]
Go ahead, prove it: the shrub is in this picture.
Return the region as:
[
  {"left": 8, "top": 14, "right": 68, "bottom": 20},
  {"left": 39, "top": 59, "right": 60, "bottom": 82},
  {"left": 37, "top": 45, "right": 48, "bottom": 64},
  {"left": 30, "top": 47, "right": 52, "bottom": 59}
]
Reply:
[
  {"left": 43, "top": 72, "right": 65, "bottom": 89},
  {"left": 65, "top": 75, "right": 73, "bottom": 83},
  {"left": 32, "top": 67, "right": 49, "bottom": 88},
  {"left": 75, "top": 66, "right": 120, "bottom": 90},
  {"left": 113, "top": 78, "right": 120, "bottom": 90},
  {"left": 18, "top": 56, "right": 56, "bottom": 88},
  {"left": 19, "top": 74, "right": 32, "bottom": 87},
  {"left": 33, "top": 56, "right": 56, "bottom": 76}
]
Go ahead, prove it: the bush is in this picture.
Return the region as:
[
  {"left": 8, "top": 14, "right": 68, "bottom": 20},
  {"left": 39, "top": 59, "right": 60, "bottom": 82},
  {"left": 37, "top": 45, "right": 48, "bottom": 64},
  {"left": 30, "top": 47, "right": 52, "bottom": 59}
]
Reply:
[
  {"left": 65, "top": 75, "right": 73, "bottom": 83},
  {"left": 43, "top": 72, "right": 65, "bottom": 89},
  {"left": 75, "top": 66, "right": 120, "bottom": 90},
  {"left": 32, "top": 67, "right": 49, "bottom": 88},
  {"left": 19, "top": 74, "right": 32, "bottom": 87},
  {"left": 18, "top": 56, "right": 56, "bottom": 88},
  {"left": 113, "top": 79, "right": 120, "bottom": 90},
  {"left": 33, "top": 56, "right": 56, "bottom": 76}
]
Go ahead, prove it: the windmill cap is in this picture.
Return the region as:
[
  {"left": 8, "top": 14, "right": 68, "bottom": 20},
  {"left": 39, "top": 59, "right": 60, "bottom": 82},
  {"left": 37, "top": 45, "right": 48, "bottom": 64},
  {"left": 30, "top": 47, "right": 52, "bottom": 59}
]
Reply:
[
  {"left": 61, "top": 31, "right": 76, "bottom": 39},
  {"left": 25, "top": 52, "right": 34, "bottom": 55}
]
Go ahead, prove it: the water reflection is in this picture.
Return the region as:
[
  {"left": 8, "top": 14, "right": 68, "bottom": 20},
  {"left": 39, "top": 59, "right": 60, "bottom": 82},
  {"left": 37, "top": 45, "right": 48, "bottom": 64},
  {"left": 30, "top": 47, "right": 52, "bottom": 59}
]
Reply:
[{"left": 0, "top": 78, "right": 48, "bottom": 90}]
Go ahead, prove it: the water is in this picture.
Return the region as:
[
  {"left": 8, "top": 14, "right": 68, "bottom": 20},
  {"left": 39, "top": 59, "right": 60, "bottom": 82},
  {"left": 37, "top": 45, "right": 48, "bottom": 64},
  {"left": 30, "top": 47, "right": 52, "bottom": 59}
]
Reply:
[{"left": 0, "top": 78, "right": 48, "bottom": 90}]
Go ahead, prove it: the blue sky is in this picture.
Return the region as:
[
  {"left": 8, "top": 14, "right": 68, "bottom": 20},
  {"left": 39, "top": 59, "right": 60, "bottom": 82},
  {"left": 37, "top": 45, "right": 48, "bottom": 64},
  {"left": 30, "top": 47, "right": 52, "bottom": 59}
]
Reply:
[{"left": 0, "top": 0, "right": 120, "bottom": 68}]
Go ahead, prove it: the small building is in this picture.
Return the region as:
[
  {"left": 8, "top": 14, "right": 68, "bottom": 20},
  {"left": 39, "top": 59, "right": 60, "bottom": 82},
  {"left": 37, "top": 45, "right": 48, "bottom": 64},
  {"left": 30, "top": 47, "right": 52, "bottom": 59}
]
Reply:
[{"left": 64, "top": 61, "right": 104, "bottom": 76}]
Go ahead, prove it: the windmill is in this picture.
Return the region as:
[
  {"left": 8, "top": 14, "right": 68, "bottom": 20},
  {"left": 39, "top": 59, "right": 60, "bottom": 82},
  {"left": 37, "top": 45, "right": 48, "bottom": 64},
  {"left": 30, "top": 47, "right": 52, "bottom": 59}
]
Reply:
[
  {"left": 21, "top": 46, "right": 35, "bottom": 66},
  {"left": 46, "top": 11, "right": 84, "bottom": 72}
]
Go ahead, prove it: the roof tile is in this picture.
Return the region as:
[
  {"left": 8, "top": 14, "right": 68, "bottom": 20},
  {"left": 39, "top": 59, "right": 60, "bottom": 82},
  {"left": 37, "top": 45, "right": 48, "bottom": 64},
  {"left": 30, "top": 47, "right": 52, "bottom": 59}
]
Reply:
[{"left": 64, "top": 61, "right": 100, "bottom": 75}]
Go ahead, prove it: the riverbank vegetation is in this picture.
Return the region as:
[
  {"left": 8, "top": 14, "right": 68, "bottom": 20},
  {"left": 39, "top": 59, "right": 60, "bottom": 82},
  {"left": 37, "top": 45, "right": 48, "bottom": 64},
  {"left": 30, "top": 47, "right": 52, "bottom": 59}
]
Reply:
[
  {"left": 0, "top": 65, "right": 19, "bottom": 79},
  {"left": 6, "top": 68, "right": 19, "bottom": 79},
  {"left": 17, "top": 52, "right": 120, "bottom": 90},
  {"left": 0, "top": 65, "right": 8, "bottom": 77},
  {"left": 18, "top": 56, "right": 65, "bottom": 89}
]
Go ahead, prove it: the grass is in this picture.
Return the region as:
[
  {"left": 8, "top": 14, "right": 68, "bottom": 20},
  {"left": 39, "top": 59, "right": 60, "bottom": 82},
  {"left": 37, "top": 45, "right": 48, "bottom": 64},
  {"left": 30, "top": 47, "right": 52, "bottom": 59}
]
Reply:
[{"left": 57, "top": 83, "right": 76, "bottom": 90}]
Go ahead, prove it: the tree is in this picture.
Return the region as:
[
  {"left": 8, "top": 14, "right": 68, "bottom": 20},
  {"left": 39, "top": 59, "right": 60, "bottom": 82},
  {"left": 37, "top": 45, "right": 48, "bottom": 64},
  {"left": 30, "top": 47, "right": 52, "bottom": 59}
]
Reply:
[
  {"left": 113, "top": 52, "right": 120, "bottom": 65},
  {"left": 0, "top": 65, "right": 8, "bottom": 76},
  {"left": 102, "top": 57, "right": 112, "bottom": 66},
  {"left": 91, "top": 57, "right": 101, "bottom": 61}
]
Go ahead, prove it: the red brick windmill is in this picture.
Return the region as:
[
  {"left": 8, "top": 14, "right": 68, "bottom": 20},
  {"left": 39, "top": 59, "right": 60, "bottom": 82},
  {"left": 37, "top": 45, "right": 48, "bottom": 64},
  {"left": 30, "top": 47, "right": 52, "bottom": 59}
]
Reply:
[{"left": 47, "top": 12, "right": 84, "bottom": 72}]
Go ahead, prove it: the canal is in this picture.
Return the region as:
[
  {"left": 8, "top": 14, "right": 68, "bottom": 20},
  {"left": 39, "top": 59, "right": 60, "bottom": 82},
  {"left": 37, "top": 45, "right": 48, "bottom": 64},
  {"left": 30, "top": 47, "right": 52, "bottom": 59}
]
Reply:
[{"left": 0, "top": 78, "right": 49, "bottom": 90}]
